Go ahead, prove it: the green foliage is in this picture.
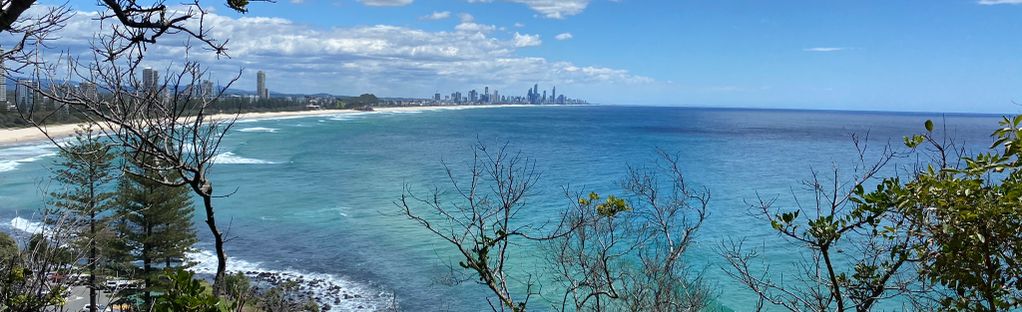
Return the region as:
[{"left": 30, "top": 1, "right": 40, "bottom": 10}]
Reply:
[
  {"left": 227, "top": 0, "right": 249, "bottom": 12},
  {"left": 49, "top": 127, "right": 117, "bottom": 223},
  {"left": 153, "top": 270, "right": 234, "bottom": 312},
  {"left": 223, "top": 272, "right": 250, "bottom": 303},
  {"left": 345, "top": 93, "right": 380, "bottom": 108},
  {"left": 110, "top": 152, "right": 199, "bottom": 303},
  {"left": 0, "top": 232, "right": 19, "bottom": 261},
  {"left": 771, "top": 117, "right": 1022, "bottom": 311},
  {"left": 0, "top": 232, "right": 72, "bottom": 311},
  {"left": 884, "top": 117, "right": 1022, "bottom": 311},
  {"left": 47, "top": 126, "right": 117, "bottom": 309},
  {"left": 578, "top": 192, "right": 632, "bottom": 217}
]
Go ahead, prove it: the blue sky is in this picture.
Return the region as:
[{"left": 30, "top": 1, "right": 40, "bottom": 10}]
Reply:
[{"left": 46, "top": 0, "right": 1022, "bottom": 113}]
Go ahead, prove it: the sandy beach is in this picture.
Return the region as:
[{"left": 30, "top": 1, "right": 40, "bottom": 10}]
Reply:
[{"left": 0, "top": 105, "right": 516, "bottom": 147}]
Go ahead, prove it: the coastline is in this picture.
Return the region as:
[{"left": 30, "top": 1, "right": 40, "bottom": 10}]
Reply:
[{"left": 0, "top": 104, "right": 523, "bottom": 147}]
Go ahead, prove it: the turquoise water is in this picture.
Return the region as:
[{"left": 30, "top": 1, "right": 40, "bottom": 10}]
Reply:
[{"left": 0, "top": 106, "right": 1005, "bottom": 310}]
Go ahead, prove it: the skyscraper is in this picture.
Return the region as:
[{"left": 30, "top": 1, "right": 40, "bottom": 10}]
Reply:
[
  {"left": 15, "top": 79, "right": 34, "bottom": 110},
  {"left": 256, "top": 71, "right": 267, "bottom": 100},
  {"left": 201, "top": 80, "right": 214, "bottom": 99},
  {"left": 0, "top": 77, "right": 6, "bottom": 105},
  {"left": 80, "top": 82, "right": 98, "bottom": 101},
  {"left": 551, "top": 86, "right": 556, "bottom": 104},
  {"left": 0, "top": 48, "right": 5, "bottom": 104},
  {"left": 142, "top": 67, "right": 158, "bottom": 91}
]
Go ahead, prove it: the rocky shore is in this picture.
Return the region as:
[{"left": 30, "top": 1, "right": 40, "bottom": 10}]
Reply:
[{"left": 242, "top": 270, "right": 397, "bottom": 311}]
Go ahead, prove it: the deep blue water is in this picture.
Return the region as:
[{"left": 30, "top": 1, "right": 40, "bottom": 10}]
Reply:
[{"left": 0, "top": 106, "right": 1006, "bottom": 311}]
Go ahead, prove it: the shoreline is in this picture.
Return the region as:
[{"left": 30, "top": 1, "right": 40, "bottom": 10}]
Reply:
[{"left": 0, "top": 104, "right": 526, "bottom": 147}]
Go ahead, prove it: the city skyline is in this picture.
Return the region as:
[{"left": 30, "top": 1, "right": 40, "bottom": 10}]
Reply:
[
  {"left": 431, "top": 83, "right": 586, "bottom": 105},
  {"left": 20, "top": 1, "right": 1022, "bottom": 113}
]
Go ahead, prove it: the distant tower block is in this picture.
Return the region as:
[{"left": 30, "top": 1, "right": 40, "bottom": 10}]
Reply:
[{"left": 257, "top": 70, "right": 268, "bottom": 99}]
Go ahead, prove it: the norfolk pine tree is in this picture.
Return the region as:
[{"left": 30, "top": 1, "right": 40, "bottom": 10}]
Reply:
[
  {"left": 48, "top": 126, "right": 116, "bottom": 312},
  {"left": 112, "top": 152, "right": 199, "bottom": 308}
]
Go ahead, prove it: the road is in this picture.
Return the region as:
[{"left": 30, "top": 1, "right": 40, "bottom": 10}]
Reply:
[{"left": 56, "top": 286, "right": 114, "bottom": 312}]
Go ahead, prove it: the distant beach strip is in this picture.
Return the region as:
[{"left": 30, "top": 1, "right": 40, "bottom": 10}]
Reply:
[{"left": 0, "top": 104, "right": 534, "bottom": 146}]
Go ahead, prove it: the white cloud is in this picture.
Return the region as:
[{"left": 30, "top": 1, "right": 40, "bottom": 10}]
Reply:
[
  {"left": 803, "top": 47, "right": 845, "bottom": 52},
  {"left": 513, "top": 22, "right": 525, "bottom": 28},
  {"left": 25, "top": 5, "right": 652, "bottom": 99},
  {"left": 978, "top": 0, "right": 1022, "bottom": 4},
  {"left": 513, "top": 0, "right": 589, "bottom": 18},
  {"left": 554, "top": 32, "right": 573, "bottom": 41},
  {"left": 455, "top": 21, "right": 497, "bottom": 33},
  {"left": 359, "top": 0, "right": 413, "bottom": 6},
  {"left": 421, "top": 11, "right": 451, "bottom": 20},
  {"left": 513, "top": 32, "right": 542, "bottom": 47},
  {"left": 468, "top": 0, "right": 590, "bottom": 19}
]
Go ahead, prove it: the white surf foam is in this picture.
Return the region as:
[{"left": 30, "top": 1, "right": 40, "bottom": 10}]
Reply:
[
  {"left": 186, "top": 250, "right": 396, "bottom": 310},
  {"left": 237, "top": 127, "right": 279, "bottom": 133},
  {"left": 328, "top": 112, "right": 373, "bottom": 121},
  {"left": 9, "top": 216, "right": 46, "bottom": 234},
  {"left": 211, "top": 152, "right": 281, "bottom": 165},
  {"left": 0, "top": 143, "right": 58, "bottom": 173}
]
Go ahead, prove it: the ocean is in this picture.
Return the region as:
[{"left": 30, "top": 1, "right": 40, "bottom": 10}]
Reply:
[{"left": 0, "top": 105, "right": 1006, "bottom": 311}]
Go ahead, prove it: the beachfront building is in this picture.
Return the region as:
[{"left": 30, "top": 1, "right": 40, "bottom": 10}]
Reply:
[
  {"left": 80, "top": 82, "right": 98, "bottom": 101},
  {"left": 0, "top": 78, "right": 7, "bottom": 108},
  {"left": 142, "top": 67, "right": 158, "bottom": 92},
  {"left": 15, "top": 79, "right": 35, "bottom": 111},
  {"left": 257, "top": 71, "right": 268, "bottom": 100},
  {"left": 202, "top": 80, "right": 214, "bottom": 100}
]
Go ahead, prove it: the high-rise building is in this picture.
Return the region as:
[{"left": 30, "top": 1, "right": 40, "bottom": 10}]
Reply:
[
  {"left": 0, "top": 78, "right": 6, "bottom": 105},
  {"left": 201, "top": 80, "right": 214, "bottom": 99},
  {"left": 142, "top": 67, "right": 158, "bottom": 92},
  {"left": 434, "top": 93, "right": 441, "bottom": 102},
  {"left": 0, "top": 48, "right": 5, "bottom": 104},
  {"left": 256, "top": 71, "right": 267, "bottom": 100},
  {"left": 15, "top": 79, "right": 35, "bottom": 110},
  {"left": 80, "top": 82, "right": 98, "bottom": 101},
  {"left": 551, "top": 86, "right": 556, "bottom": 104}
]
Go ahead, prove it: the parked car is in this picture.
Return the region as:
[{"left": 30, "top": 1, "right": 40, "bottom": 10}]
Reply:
[{"left": 79, "top": 304, "right": 107, "bottom": 312}]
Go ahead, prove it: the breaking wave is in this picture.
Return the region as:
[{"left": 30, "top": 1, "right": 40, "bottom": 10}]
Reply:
[
  {"left": 0, "top": 143, "right": 58, "bottom": 173},
  {"left": 186, "top": 250, "right": 396, "bottom": 310},
  {"left": 211, "top": 152, "right": 281, "bottom": 165},
  {"left": 237, "top": 127, "right": 280, "bottom": 133}
]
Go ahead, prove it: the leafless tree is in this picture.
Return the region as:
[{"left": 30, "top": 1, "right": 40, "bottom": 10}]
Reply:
[
  {"left": 1, "top": 0, "right": 244, "bottom": 63},
  {"left": 546, "top": 150, "right": 711, "bottom": 312},
  {"left": 618, "top": 150, "right": 711, "bottom": 312},
  {"left": 399, "top": 142, "right": 579, "bottom": 312},
  {"left": 19, "top": 35, "right": 241, "bottom": 294},
  {"left": 545, "top": 188, "right": 638, "bottom": 312},
  {"left": 719, "top": 134, "right": 935, "bottom": 311}
]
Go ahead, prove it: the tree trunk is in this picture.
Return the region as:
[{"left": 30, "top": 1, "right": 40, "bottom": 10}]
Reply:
[
  {"left": 144, "top": 221, "right": 152, "bottom": 308},
  {"left": 89, "top": 209, "right": 97, "bottom": 312},
  {"left": 199, "top": 184, "right": 227, "bottom": 296}
]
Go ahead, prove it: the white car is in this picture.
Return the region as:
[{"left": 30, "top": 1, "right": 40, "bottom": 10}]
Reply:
[{"left": 79, "top": 304, "right": 107, "bottom": 312}]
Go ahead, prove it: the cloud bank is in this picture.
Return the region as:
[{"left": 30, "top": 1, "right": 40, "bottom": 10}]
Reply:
[{"left": 28, "top": 6, "right": 650, "bottom": 98}]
